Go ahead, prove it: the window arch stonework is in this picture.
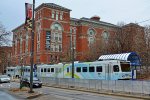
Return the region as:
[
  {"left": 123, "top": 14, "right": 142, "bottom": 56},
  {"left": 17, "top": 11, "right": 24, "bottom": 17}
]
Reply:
[
  {"left": 47, "top": 22, "right": 63, "bottom": 52},
  {"left": 87, "top": 28, "right": 96, "bottom": 45}
]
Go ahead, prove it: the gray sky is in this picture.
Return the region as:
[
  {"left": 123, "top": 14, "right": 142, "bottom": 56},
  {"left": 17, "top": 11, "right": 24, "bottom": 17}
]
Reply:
[{"left": 0, "top": 0, "right": 150, "bottom": 31}]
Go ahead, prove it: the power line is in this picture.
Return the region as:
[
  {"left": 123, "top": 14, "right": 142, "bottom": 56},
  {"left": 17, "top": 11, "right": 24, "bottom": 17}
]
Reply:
[{"left": 138, "top": 18, "right": 150, "bottom": 24}]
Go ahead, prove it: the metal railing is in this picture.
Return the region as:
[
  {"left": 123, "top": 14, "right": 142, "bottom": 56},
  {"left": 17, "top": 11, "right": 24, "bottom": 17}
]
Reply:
[{"left": 39, "top": 77, "right": 150, "bottom": 96}]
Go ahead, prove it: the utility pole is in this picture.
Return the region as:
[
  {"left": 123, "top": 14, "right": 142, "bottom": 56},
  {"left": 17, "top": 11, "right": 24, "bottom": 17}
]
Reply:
[
  {"left": 70, "top": 28, "right": 74, "bottom": 78},
  {"left": 29, "top": 0, "right": 35, "bottom": 93}
]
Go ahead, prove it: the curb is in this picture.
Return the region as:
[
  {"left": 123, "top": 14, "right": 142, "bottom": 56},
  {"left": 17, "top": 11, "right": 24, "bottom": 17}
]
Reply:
[
  {"left": 43, "top": 84, "right": 150, "bottom": 100},
  {"left": 26, "top": 93, "right": 43, "bottom": 99}
]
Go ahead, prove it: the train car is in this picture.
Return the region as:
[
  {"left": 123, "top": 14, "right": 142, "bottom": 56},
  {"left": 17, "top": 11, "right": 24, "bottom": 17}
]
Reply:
[
  {"left": 23, "top": 66, "right": 31, "bottom": 77},
  {"left": 6, "top": 67, "right": 16, "bottom": 77},
  {"left": 6, "top": 66, "right": 21, "bottom": 78},
  {"left": 55, "top": 60, "right": 132, "bottom": 80},
  {"left": 37, "top": 63, "right": 64, "bottom": 78},
  {"left": 6, "top": 60, "right": 132, "bottom": 80}
]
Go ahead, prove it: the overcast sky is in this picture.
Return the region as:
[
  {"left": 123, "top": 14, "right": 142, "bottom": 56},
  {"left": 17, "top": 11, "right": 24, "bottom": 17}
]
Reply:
[{"left": 0, "top": 0, "right": 150, "bottom": 31}]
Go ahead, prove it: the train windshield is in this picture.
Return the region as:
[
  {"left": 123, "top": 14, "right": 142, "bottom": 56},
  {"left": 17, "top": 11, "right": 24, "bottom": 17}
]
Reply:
[{"left": 120, "top": 63, "right": 131, "bottom": 72}]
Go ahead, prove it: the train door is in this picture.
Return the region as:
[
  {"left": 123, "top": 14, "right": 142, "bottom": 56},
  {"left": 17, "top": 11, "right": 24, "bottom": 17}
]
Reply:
[
  {"left": 105, "top": 63, "right": 113, "bottom": 80},
  {"left": 55, "top": 67, "right": 60, "bottom": 78},
  {"left": 95, "top": 64, "right": 104, "bottom": 80},
  {"left": 112, "top": 64, "right": 120, "bottom": 80}
]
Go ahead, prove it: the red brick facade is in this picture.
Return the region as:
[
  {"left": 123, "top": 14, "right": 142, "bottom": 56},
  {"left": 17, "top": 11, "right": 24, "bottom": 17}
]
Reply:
[{"left": 11, "top": 3, "right": 144, "bottom": 66}]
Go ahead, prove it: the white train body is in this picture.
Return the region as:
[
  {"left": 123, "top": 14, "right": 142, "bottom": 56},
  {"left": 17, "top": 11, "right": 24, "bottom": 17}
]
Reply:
[{"left": 6, "top": 60, "right": 132, "bottom": 80}]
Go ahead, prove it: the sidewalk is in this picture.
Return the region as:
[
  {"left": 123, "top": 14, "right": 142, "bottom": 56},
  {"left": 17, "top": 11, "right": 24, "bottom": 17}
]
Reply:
[{"left": 8, "top": 87, "right": 42, "bottom": 99}]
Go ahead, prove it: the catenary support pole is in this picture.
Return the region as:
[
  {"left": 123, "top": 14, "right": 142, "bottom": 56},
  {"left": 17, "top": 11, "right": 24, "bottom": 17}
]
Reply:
[{"left": 29, "top": 0, "right": 35, "bottom": 93}]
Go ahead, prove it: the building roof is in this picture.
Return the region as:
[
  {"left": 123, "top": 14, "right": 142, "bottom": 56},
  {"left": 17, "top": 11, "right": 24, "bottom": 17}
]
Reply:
[
  {"left": 98, "top": 52, "right": 141, "bottom": 66},
  {"left": 80, "top": 17, "right": 118, "bottom": 28},
  {"left": 35, "top": 3, "right": 71, "bottom": 12},
  {"left": 70, "top": 17, "right": 118, "bottom": 28},
  {"left": 12, "top": 23, "right": 25, "bottom": 32}
]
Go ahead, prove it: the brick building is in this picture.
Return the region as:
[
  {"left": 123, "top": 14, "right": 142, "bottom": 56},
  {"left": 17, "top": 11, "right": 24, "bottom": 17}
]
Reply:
[
  {"left": 0, "top": 46, "right": 12, "bottom": 74},
  {"left": 12, "top": 3, "right": 144, "bottom": 66}
]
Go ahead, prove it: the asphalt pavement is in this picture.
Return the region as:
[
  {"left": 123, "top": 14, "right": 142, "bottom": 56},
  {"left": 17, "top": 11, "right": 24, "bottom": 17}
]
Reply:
[
  {"left": 0, "top": 89, "right": 20, "bottom": 100},
  {"left": 0, "top": 81, "right": 149, "bottom": 100}
]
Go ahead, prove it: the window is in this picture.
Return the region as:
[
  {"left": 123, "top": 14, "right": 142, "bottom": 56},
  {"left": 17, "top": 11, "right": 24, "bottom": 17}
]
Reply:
[
  {"left": 55, "top": 33, "right": 58, "bottom": 41},
  {"left": 28, "top": 69, "right": 30, "bottom": 72},
  {"left": 59, "top": 44, "right": 62, "bottom": 52},
  {"left": 60, "top": 14, "right": 63, "bottom": 20},
  {"left": 67, "top": 68, "right": 69, "bottom": 73},
  {"left": 45, "top": 31, "right": 51, "bottom": 50},
  {"left": 56, "top": 12, "right": 58, "bottom": 20},
  {"left": 96, "top": 66, "right": 102, "bottom": 72},
  {"left": 76, "top": 67, "right": 81, "bottom": 72},
  {"left": 102, "top": 31, "right": 109, "bottom": 43},
  {"left": 121, "top": 64, "right": 131, "bottom": 72},
  {"left": 44, "top": 68, "right": 46, "bottom": 72},
  {"left": 113, "top": 65, "right": 119, "bottom": 72},
  {"left": 48, "top": 68, "right": 50, "bottom": 72},
  {"left": 52, "top": 10, "right": 55, "bottom": 18},
  {"left": 51, "top": 44, "right": 54, "bottom": 51},
  {"left": 89, "top": 66, "right": 95, "bottom": 72},
  {"left": 59, "top": 33, "right": 62, "bottom": 42},
  {"left": 25, "top": 32, "right": 28, "bottom": 52},
  {"left": 87, "top": 29, "right": 96, "bottom": 45},
  {"left": 82, "top": 67, "right": 87, "bottom": 72},
  {"left": 41, "top": 68, "right": 43, "bottom": 72},
  {"left": 60, "top": 12, "right": 63, "bottom": 20},
  {"left": 51, "top": 68, "right": 54, "bottom": 72},
  {"left": 50, "top": 23, "right": 63, "bottom": 52}
]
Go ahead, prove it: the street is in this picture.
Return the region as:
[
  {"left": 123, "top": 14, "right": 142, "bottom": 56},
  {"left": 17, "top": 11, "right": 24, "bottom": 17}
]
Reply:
[
  {"left": 0, "top": 82, "right": 145, "bottom": 100},
  {"left": 0, "top": 89, "right": 19, "bottom": 100},
  {"left": 33, "top": 86, "right": 144, "bottom": 100}
]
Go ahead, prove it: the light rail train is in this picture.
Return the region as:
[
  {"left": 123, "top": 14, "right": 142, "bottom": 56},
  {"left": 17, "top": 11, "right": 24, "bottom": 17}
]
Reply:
[{"left": 6, "top": 60, "right": 132, "bottom": 80}]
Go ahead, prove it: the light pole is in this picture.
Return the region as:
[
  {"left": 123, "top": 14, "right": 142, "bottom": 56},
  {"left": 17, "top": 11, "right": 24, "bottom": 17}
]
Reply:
[{"left": 29, "top": 0, "right": 35, "bottom": 93}]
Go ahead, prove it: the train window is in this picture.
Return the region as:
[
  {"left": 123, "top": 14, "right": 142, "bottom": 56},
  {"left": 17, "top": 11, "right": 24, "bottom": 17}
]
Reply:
[
  {"left": 41, "top": 68, "right": 43, "bottom": 72},
  {"left": 113, "top": 65, "right": 119, "bottom": 72},
  {"left": 121, "top": 64, "right": 131, "bottom": 72},
  {"left": 76, "top": 67, "right": 81, "bottom": 72},
  {"left": 89, "top": 66, "right": 95, "bottom": 72},
  {"left": 28, "top": 69, "right": 30, "bottom": 72},
  {"left": 67, "top": 68, "right": 69, "bottom": 73},
  {"left": 48, "top": 68, "right": 50, "bottom": 72},
  {"left": 11, "top": 69, "right": 13, "bottom": 71},
  {"left": 96, "top": 66, "right": 102, "bottom": 72},
  {"left": 51, "top": 68, "right": 54, "bottom": 72},
  {"left": 82, "top": 67, "right": 87, "bottom": 72},
  {"left": 44, "top": 68, "right": 46, "bottom": 72},
  {"left": 8, "top": 69, "right": 10, "bottom": 71}
]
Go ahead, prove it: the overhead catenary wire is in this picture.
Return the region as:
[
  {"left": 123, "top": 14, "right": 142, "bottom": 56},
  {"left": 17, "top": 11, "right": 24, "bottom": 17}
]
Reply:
[{"left": 137, "top": 18, "right": 150, "bottom": 24}]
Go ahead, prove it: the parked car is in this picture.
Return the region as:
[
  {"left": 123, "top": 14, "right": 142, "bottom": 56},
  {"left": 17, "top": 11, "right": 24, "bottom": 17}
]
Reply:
[
  {"left": 0, "top": 75, "right": 11, "bottom": 83},
  {"left": 21, "top": 77, "right": 42, "bottom": 88}
]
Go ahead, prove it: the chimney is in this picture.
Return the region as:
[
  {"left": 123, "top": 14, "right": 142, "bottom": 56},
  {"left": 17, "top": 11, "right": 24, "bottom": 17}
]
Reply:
[{"left": 90, "top": 15, "right": 100, "bottom": 21}]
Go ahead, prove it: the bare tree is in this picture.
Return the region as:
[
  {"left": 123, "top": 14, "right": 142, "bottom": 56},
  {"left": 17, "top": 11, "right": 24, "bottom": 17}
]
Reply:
[
  {"left": 0, "top": 22, "right": 12, "bottom": 74},
  {"left": 0, "top": 22, "right": 11, "bottom": 46},
  {"left": 144, "top": 25, "right": 150, "bottom": 67}
]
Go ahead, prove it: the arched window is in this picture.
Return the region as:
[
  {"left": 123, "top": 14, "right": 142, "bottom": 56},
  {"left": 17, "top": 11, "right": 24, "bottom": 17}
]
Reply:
[
  {"left": 49, "top": 22, "right": 63, "bottom": 52},
  {"left": 51, "top": 23, "right": 63, "bottom": 31},
  {"left": 87, "top": 29, "right": 96, "bottom": 45},
  {"left": 102, "top": 31, "right": 109, "bottom": 42}
]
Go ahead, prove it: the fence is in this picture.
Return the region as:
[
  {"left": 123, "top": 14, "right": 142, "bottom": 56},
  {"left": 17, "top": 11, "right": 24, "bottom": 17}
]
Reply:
[{"left": 39, "top": 77, "right": 150, "bottom": 95}]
